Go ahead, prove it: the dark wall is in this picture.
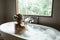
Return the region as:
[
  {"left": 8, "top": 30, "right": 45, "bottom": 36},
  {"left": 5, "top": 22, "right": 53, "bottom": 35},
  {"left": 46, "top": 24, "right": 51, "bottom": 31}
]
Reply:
[
  {"left": 4, "top": 0, "right": 60, "bottom": 30},
  {"left": 39, "top": 0, "right": 60, "bottom": 30},
  {"left": 4, "top": 0, "right": 16, "bottom": 22},
  {"left": 0, "top": 0, "right": 5, "bottom": 24}
]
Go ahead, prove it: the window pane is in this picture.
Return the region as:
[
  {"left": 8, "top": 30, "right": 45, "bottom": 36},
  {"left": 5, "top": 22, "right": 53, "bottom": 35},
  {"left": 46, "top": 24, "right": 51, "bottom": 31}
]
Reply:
[{"left": 18, "top": 0, "right": 53, "bottom": 16}]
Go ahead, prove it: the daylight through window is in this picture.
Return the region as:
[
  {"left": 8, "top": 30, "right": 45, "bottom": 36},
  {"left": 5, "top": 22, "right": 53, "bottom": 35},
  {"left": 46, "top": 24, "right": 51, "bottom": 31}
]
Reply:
[{"left": 18, "top": 0, "right": 53, "bottom": 16}]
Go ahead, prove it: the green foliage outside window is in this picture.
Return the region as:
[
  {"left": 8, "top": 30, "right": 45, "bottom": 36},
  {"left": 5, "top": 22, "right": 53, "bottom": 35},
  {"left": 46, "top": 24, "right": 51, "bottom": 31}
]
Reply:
[{"left": 18, "top": 0, "right": 52, "bottom": 16}]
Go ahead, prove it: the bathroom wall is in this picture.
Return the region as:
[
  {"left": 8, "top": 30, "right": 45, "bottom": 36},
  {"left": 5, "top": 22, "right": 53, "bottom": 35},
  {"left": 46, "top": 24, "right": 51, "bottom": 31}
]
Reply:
[
  {"left": 4, "top": 0, "right": 60, "bottom": 30},
  {"left": 0, "top": 0, "right": 5, "bottom": 24},
  {"left": 39, "top": 0, "right": 60, "bottom": 30},
  {"left": 4, "top": 0, "right": 16, "bottom": 22}
]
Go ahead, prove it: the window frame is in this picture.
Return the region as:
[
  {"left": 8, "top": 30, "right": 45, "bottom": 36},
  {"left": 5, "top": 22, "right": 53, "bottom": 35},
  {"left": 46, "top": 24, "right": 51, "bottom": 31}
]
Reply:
[{"left": 16, "top": 0, "right": 54, "bottom": 17}]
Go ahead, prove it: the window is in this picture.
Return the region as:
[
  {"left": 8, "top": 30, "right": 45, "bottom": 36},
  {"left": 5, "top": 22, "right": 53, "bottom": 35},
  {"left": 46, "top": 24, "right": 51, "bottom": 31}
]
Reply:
[{"left": 17, "top": 0, "right": 53, "bottom": 16}]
